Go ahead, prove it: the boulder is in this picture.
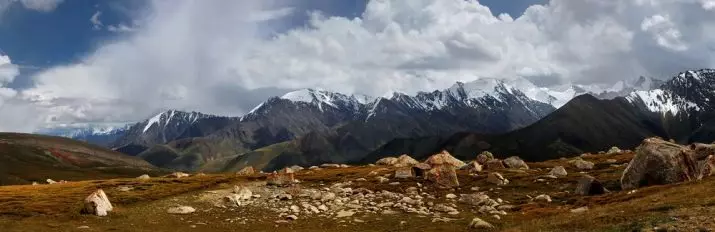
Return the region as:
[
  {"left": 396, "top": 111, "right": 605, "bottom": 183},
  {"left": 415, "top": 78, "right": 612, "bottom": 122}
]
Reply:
[
  {"left": 570, "top": 159, "right": 594, "bottom": 170},
  {"left": 468, "top": 217, "right": 494, "bottom": 229},
  {"left": 376, "top": 157, "right": 398, "bottom": 166},
  {"left": 236, "top": 166, "right": 255, "bottom": 176},
  {"left": 167, "top": 172, "right": 190, "bottom": 178},
  {"left": 425, "top": 150, "right": 466, "bottom": 168},
  {"left": 462, "top": 161, "right": 483, "bottom": 173},
  {"left": 425, "top": 165, "right": 459, "bottom": 189},
  {"left": 46, "top": 179, "right": 57, "bottom": 184},
  {"left": 476, "top": 151, "right": 495, "bottom": 165},
  {"left": 534, "top": 194, "right": 552, "bottom": 203},
  {"left": 394, "top": 167, "right": 414, "bottom": 179},
  {"left": 484, "top": 159, "right": 506, "bottom": 170},
  {"left": 575, "top": 175, "right": 608, "bottom": 196},
  {"left": 503, "top": 156, "right": 529, "bottom": 170},
  {"left": 81, "top": 189, "right": 113, "bottom": 216},
  {"left": 167, "top": 205, "right": 196, "bottom": 214},
  {"left": 607, "top": 146, "right": 622, "bottom": 154},
  {"left": 136, "top": 174, "right": 150, "bottom": 180},
  {"left": 394, "top": 154, "right": 419, "bottom": 167},
  {"left": 621, "top": 138, "right": 715, "bottom": 190},
  {"left": 487, "top": 172, "right": 509, "bottom": 186},
  {"left": 548, "top": 166, "right": 568, "bottom": 177}
]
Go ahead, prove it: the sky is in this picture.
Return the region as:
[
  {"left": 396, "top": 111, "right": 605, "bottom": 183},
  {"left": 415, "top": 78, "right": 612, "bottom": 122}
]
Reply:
[{"left": 0, "top": 0, "right": 714, "bottom": 132}]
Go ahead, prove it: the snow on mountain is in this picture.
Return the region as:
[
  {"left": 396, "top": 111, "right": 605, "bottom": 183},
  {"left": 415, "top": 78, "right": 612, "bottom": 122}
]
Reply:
[
  {"left": 625, "top": 69, "right": 715, "bottom": 115},
  {"left": 38, "top": 123, "right": 130, "bottom": 138},
  {"left": 141, "top": 110, "right": 206, "bottom": 133},
  {"left": 278, "top": 88, "right": 376, "bottom": 113}
]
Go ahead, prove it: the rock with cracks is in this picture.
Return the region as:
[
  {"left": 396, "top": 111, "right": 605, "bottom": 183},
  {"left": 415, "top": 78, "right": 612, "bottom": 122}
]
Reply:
[
  {"left": 621, "top": 138, "right": 715, "bottom": 190},
  {"left": 425, "top": 165, "right": 459, "bottom": 189},
  {"left": 81, "top": 189, "right": 113, "bottom": 216},
  {"left": 487, "top": 172, "right": 509, "bottom": 186}
]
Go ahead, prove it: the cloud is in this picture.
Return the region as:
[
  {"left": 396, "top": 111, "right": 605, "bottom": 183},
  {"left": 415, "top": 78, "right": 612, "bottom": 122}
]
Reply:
[
  {"left": 18, "top": 0, "right": 63, "bottom": 12},
  {"left": 90, "top": 10, "right": 102, "bottom": 30},
  {"left": 0, "top": 54, "right": 43, "bottom": 132},
  {"left": 0, "top": 0, "right": 64, "bottom": 15},
  {"left": 13, "top": 0, "right": 715, "bottom": 130},
  {"left": 106, "top": 23, "right": 136, "bottom": 32}
]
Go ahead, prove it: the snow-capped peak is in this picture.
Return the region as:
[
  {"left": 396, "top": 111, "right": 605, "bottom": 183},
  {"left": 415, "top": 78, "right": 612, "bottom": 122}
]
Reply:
[
  {"left": 280, "top": 88, "right": 375, "bottom": 112},
  {"left": 142, "top": 110, "right": 205, "bottom": 133}
]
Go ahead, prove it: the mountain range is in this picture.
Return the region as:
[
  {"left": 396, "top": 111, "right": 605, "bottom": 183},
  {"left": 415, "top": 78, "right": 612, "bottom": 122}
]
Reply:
[{"left": 38, "top": 72, "right": 702, "bottom": 172}]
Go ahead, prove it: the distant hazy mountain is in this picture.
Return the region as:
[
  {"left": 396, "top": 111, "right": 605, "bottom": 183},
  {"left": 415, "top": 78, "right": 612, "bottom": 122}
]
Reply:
[{"left": 38, "top": 123, "right": 131, "bottom": 147}]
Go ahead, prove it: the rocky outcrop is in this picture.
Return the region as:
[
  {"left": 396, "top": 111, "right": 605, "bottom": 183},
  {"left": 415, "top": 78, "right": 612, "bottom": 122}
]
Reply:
[
  {"left": 136, "top": 174, "right": 150, "bottom": 180},
  {"left": 425, "top": 165, "right": 459, "bottom": 188},
  {"left": 425, "top": 150, "right": 466, "bottom": 168},
  {"left": 575, "top": 175, "right": 608, "bottom": 196},
  {"left": 236, "top": 166, "right": 256, "bottom": 176},
  {"left": 81, "top": 189, "right": 113, "bottom": 216},
  {"left": 503, "top": 156, "right": 529, "bottom": 170},
  {"left": 621, "top": 138, "right": 715, "bottom": 190}
]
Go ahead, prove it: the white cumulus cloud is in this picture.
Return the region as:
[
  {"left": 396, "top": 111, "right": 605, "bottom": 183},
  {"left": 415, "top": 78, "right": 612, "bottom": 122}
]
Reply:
[{"left": 9, "top": 0, "right": 715, "bottom": 131}]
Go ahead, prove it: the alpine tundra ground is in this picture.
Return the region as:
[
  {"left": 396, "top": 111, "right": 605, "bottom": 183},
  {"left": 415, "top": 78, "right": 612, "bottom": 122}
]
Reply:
[{"left": 0, "top": 151, "right": 714, "bottom": 232}]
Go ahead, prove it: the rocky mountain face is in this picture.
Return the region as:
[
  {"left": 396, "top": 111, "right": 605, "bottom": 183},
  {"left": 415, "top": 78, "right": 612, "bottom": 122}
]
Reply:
[
  {"left": 367, "top": 69, "right": 715, "bottom": 164},
  {"left": 39, "top": 124, "right": 130, "bottom": 147},
  {"left": 134, "top": 78, "right": 559, "bottom": 171}
]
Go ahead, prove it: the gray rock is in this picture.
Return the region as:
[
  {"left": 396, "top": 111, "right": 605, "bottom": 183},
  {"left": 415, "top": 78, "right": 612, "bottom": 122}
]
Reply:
[
  {"left": 81, "top": 189, "right": 113, "bottom": 216},
  {"left": 167, "top": 205, "right": 196, "bottom": 214},
  {"left": 468, "top": 217, "right": 494, "bottom": 229}
]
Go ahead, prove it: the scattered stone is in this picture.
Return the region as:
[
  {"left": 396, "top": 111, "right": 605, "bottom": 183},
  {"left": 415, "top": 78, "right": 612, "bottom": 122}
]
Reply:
[
  {"left": 534, "top": 194, "right": 552, "bottom": 203},
  {"left": 503, "top": 156, "right": 529, "bottom": 169},
  {"left": 376, "top": 176, "right": 390, "bottom": 183},
  {"left": 575, "top": 175, "right": 608, "bottom": 196},
  {"left": 81, "top": 189, "right": 113, "bottom": 216},
  {"left": 355, "top": 178, "right": 367, "bottom": 182},
  {"left": 308, "top": 166, "right": 321, "bottom": 170},
  {"left": 232, "top": 186, "right": 253, "bottom": 200},
  {"left": 320, "top": 164, "right": 341, "bottom": 168},
  {"left": 389, "top": 182, "right": 400, "bottom": 186},
  {"left": 606, "top": 159, "right": 618, "bottom": 164},
  {"left": 46, "top": 179, "right": 57, "bottom": 184},
  {"left": 571, "top": 159, "right": 594, "bottom": 170},
  {"left": 31, "top": 182, "right": 38, "bottom": 186},
  {"left": 267, "top": 168, "right": 295, "bottom": 186},
  {"left": 570, "top": 207, "right": 589, "bottom": 213},
  {"left": 116, "top": 186, "right": 133, "bottom": 192},
  {"left": 167, "top": 172, "right": 190, "bottom": 178},
  {"left": 468, "top": 217, "right": 494, "bottom": 229},
  {"left": 136, "top": 174, "right": 150, "bottom": 180},
  {"left": 621, "top": 138, "right": 715, "bottom": 190},
  {"left": 492, "top": 215, "right": 501, "bottom": 220},
  {"left": 167, "top": 205, "right": 196, "bottom": 214},
  {"left": 446, "top": 193, "right": 457, "bottom": 199},
  {"left": 549, "top": 166, "right": 568, "bottom": 177},
  {"left": 487, "top": 172, "right": 509, "bottom": 186},
  {"left": 433, "top": 204, "right": 458, "bottom": 213},
  {"left": 382, "top": 209, "right": 399, "bottom": 215},
  {"left": 77, "top": 226, "right": 90, "bottom": 229},
  {"left": 470, "top": 186, "right": 480, "bottom": 191},
  {"left": 335, "top": 210, "right": 355, "bottom": 218}
]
